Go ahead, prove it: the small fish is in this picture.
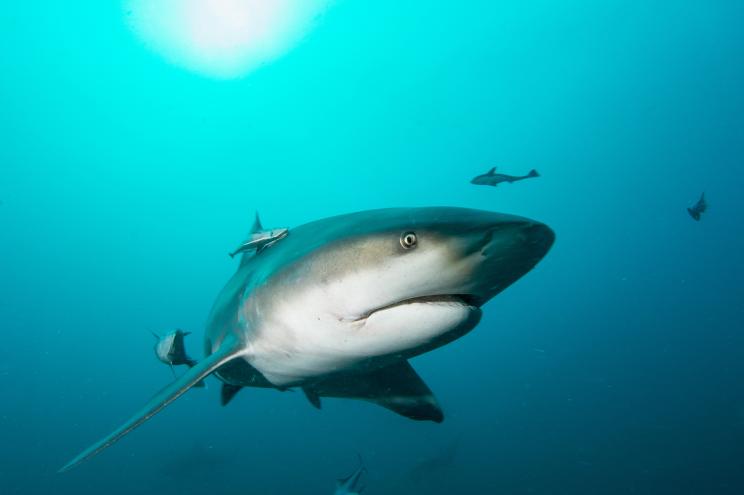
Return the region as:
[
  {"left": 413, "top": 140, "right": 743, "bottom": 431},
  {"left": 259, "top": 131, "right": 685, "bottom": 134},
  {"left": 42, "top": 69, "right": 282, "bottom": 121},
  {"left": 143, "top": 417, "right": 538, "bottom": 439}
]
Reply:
[
  {"left": 471, "top": 167, "right": 539, "bottom": 187},
  {"left": 334, "top": 456, "right": 366, "bottom": 495},
  {"left": 229, "top": 213, "right": 289, "bottom": 258},
  {"left": 152, "top": 330, "right": 203, "bottom": 387},
  {"left": 687, "top": 193, "right": 707, "bottom": 221}
]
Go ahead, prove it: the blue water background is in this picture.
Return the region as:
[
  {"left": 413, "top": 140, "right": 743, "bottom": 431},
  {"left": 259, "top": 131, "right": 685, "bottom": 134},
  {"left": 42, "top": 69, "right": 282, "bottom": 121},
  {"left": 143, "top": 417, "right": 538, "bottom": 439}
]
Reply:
[{"left": 1, "top": 1, "right": 743, "bottom": 494}]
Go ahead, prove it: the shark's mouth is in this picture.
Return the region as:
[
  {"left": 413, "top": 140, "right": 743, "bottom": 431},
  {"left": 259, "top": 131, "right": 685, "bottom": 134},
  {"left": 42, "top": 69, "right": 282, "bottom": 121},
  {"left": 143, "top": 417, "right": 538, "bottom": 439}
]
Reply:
[{"left": 356, "top": 294, "right": 480, "bottom": 322}]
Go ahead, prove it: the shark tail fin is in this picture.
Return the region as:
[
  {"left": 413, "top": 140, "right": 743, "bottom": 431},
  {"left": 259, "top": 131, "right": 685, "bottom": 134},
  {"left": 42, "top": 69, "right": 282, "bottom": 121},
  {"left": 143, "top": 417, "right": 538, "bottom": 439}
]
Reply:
[
  {"left": 58, "top": 338, "right": 244, "bottom": 473},
  {"left": 527, "top": 169, "right": 539, "bottom": 178}
]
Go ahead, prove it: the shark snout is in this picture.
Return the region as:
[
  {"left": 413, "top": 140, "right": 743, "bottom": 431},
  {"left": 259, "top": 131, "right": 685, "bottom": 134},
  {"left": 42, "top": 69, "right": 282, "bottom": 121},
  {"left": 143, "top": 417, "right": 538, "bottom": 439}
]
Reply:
[
  {"left": 466, "top": 219, "right": 554, "bottom": 303},
  {"left": 501, "top": 221, "right": 554, "bottom": 259}
]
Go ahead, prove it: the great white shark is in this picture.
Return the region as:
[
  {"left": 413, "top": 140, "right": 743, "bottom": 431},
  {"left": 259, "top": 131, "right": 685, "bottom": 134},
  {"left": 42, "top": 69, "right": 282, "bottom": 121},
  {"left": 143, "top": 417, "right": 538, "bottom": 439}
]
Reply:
[{"left": 60, "top": 207, "right": 554, "bottom": 472}]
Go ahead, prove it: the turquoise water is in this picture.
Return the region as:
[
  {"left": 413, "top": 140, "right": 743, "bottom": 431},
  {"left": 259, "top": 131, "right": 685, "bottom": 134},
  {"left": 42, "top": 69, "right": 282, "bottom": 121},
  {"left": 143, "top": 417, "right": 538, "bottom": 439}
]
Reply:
[{"left": 1, "top": 1, "right": 743, "bottom": 493}]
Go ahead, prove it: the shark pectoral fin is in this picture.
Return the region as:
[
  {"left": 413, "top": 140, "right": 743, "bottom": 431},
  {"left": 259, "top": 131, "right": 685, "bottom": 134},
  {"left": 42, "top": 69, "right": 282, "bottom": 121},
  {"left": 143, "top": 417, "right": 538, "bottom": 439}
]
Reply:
[
  {"left": 302, "top": 387, "right": 322, "bottom": 409},
  {"left": 364, "top": 362, "right": 444, "bottom": 423},
  {"left": 59, "top": 338, "right": 244, "bottom": 473},
  {"left": 314, "top": 361, "right": 443, "bottom": 423},
  {"left": 221, "top": 383, "right": 242, "bottom": 406}
]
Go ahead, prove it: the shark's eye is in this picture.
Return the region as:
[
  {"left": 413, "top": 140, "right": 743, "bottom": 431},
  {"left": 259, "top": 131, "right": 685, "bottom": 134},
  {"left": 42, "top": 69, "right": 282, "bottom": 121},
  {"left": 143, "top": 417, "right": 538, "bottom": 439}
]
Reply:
[{"left": 400, "top": 231, "right": 418, "bottom": 249}]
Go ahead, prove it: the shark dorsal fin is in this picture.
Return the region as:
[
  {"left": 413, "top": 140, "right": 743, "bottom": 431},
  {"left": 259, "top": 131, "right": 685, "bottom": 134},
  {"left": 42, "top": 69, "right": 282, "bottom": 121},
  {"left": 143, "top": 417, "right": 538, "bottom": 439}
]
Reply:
[
  {"left": 487, "top": 167, "right": 496, "bottom": 175},
  {"left": 250, "top": 212, "right": 263, "bottom": 234}
]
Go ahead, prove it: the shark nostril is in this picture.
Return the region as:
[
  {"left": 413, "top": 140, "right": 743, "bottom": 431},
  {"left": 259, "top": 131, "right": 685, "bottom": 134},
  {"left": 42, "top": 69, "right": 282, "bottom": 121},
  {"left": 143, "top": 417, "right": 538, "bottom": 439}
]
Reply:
[
  {"left": 523, "top": 223, "right": 556, "bottom": 252},
  {"left": 478, "top": 221, "right": 555, "bottom": 260}
]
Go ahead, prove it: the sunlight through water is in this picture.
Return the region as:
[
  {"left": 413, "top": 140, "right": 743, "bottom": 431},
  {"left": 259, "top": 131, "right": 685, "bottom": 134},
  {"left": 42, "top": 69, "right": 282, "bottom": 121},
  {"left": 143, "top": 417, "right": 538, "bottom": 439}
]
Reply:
[{"left": 126, "top": 0, "right": 331, "bottom": 78}]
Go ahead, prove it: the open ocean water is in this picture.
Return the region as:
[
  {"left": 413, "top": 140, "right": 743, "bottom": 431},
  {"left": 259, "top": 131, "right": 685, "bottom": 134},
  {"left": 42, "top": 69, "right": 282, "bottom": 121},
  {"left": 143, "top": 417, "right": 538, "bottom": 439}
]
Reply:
[{"left": 1, "top": 1, "right": 743, "bottom": 494}]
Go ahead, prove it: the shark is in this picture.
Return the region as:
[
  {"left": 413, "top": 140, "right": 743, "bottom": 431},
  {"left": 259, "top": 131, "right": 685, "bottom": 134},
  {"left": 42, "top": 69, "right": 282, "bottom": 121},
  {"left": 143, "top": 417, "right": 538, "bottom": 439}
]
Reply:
[
  {"left": 407, "top": 439, "right": 460, "bottom": 484},
  {"left": 59, "top": 207, "right": 554, "bottom": 472},
  {"left": 687, "top": 192, "right": 707, "bottom": 221},
  {"left": 334, "top": 456, "right": 367, "bottom": 495},
  {"left": 470, "top": 167, "right": 539, "bottom": 187}
]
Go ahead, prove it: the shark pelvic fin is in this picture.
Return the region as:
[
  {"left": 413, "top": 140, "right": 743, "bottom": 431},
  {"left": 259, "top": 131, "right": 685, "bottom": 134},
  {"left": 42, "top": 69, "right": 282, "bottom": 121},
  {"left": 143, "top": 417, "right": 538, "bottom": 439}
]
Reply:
[
  {"left": 362, "top": 361, "right": 444, "bottom": 423},
  {"left": 302, "top": 387, "right": 322, "bottom": 409},
  {"left": 311, "top": 361, "right": 443, "bottom": 423},
  {"left": 221, "top": 383, "right": 242, "bottom": 406},
  {"left": 59, "top": 337, "right": 244, "bottom": 473}
]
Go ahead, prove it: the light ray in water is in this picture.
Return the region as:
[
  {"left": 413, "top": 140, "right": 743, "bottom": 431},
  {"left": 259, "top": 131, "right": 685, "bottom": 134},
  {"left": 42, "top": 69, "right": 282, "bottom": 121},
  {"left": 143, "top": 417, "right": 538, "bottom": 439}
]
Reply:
[{"left": 125, "top": 0, "right": 331, "bottom": 78}]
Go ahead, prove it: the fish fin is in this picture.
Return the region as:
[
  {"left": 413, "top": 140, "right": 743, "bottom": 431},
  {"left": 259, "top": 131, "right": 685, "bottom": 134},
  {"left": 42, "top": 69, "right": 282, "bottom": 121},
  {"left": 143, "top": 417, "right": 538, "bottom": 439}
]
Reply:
[
  {"left": 250, "top": 212, "right": 263, "bottom": 234},
  {"left": 59, "top": 337, "right": 244, "bottom": 473},
  {"left": 171, "top": 332, "right": 188, "bottom": 358},
  {"left": 183, "top": 360, "right": 206, "bottom": 388},
  {"left": 487, "top": 167, "right": 496, "bottom": 175},
  {"left": 313, "top": 361, "right": 444, "bottom": 423},
  {"left": 230, "top": 212, "right": 263, "bottom": 261},
  {"left": 302, "top": 387, "right": 322, "bottom": 409},
  {"left": 527, "top": 169, "right": 539, "bottom": 178},
  {"left": 221, "top": 383, "right": 243, "bottom": 406},
  {"left": 150, "top": 331, "right": 160, "bottom": 340}
]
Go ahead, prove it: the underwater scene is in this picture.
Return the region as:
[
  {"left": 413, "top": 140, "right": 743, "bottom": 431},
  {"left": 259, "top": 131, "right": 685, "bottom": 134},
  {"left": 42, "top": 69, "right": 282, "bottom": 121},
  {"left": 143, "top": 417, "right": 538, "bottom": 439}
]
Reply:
[{"left": 1, "top": 1, "right": 743, "bottom": 494}]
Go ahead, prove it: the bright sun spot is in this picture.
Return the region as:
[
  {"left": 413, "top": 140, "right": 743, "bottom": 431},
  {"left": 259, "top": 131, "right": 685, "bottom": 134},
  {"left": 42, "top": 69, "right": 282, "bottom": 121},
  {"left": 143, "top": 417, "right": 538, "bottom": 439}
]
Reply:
[{"left": 126, "top": 0, "right": 331, "bottom": 78}]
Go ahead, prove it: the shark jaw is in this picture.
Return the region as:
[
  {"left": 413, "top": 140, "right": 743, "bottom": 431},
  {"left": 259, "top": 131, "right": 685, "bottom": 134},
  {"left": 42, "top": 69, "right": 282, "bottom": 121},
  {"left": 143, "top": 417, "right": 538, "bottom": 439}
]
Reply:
[{"left": 354, "top": 294, "right": 480, "bottom": 322}]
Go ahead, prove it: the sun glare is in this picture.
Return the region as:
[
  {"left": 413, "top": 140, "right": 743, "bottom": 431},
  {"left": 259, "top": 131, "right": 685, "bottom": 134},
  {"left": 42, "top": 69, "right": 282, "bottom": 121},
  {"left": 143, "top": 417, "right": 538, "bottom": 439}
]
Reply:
[{"left": 126, "top": 0, "right": 330, "bottom": 78}]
